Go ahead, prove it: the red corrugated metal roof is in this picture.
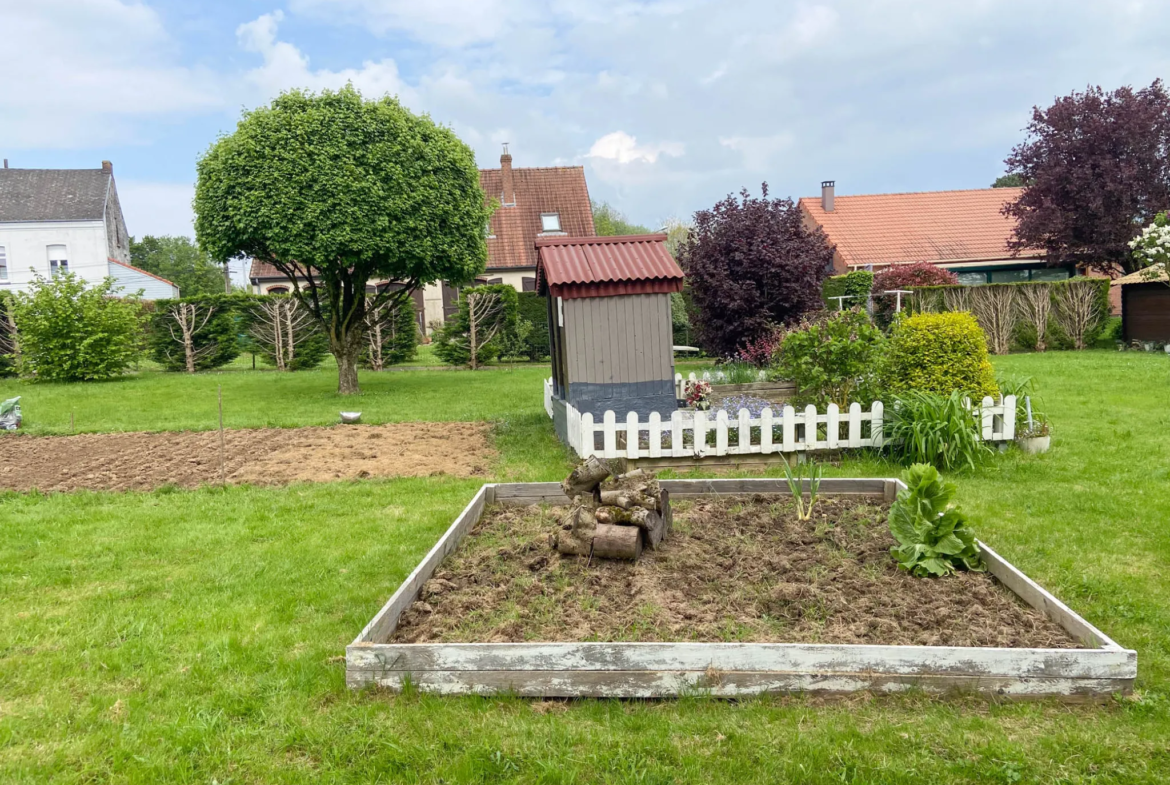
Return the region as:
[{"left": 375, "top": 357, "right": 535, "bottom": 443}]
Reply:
[{"left": 536, "top": 234, "right": 684, "bottom": 299}]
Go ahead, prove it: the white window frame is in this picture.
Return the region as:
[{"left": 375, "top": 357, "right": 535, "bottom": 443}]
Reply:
[
  {"left": 540, "top": 213, "right": 562, "bottom": 233},
  {"left": 0, "top": 246, "right": 7, "bottom": 281},
  {"left": 47, "top": 244, "right": 69, "bottom": 277}
]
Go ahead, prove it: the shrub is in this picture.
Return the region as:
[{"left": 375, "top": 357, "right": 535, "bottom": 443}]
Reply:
[
  {"left": 670, "top": 290, "right": 694, "bottom": 348},
  {"left": 885, "top": 390, "right": 992, "bottom": 471},
  {"left": 362, "top": 298, "right": 418, "bottom": 370},
  {"left": 1051, "top": 277, "right": 1109, "bottom": 350},
  {"left": 11, "top": 274, "right": 145, "bottom": 382},
  {"left": 736, "top": 327, "right": 784, "bottom": 367},
  {"left": 882, "top": 311, "right": 998, "bottom": 398},
  {"left": 822, "top": 270, "right": 874, "bottom": 309},
  {"left": 967, "top": 285, "right": 1019, "bottom": 355},
  {"left": 873, "top": 263, "right": 958, "bottom": 327},
  {"left": 148, "top": 294, "right": 241, "bottom": 372},
  {"left": 888, "top": 463, "right": 984, "bottom": 577},
  {"left": 776, "top": 309, "right": 884, "bottom": 408},
  {"left": 432, "top": 283, "right": 518, "bottom": 368},
  {"left": 513, "top": 291, "right": 550, "bottom": 361},
  {"left": 238, "top": 295, "right": 329, "bottom": 371},
  {"left": 0, "top": 291, "right": 16, "bottom": 378}
]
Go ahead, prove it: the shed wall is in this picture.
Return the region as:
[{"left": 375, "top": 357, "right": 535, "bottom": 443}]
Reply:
[{"left": 1123, "top": 283, "right": 1170, "bottom": 343}]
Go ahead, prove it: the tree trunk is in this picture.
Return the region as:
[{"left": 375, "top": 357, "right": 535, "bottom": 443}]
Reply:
[{"left": 332, "top": 330, "right": 362, "bottom": 395}]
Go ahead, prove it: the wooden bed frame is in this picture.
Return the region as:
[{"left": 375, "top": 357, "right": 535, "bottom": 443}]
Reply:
[{"left": 346, "top": 479, "right": 1136, "bottom": 700}]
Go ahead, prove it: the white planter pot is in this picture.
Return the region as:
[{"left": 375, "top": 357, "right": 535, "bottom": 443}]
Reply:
[
  {"left": 1017, "top": 435, "right": 1051, "bottom": 454},
  {"left": 340, "top": 411, "right": 362, "bottom": 424}
]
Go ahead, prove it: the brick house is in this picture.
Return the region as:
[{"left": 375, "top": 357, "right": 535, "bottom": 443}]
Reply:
[{"left": 248, "top": 146, "right": 595, "bottom": 331}]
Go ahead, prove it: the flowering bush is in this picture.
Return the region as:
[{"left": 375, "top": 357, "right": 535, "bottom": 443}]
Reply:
[
  {"left": 1128, "top": 211, "right": 1170, "bottom": 281},
  {"left": 684, "top": 379, "right": 712, "bottom": 410},
  {"left": 736, "top": 327, "right": 784, "bottom": 367}
]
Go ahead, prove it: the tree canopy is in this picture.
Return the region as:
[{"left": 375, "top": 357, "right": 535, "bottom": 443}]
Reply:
[
  {"left": 991, "top": 174, "right": 1024, "bottom": 188},
  {"left": 194, "top": 86, "right": 490, "bottom": 393},
  {"left": 679, "top": 184, "right": 834, "bottom": 358},
  {"left": 1003, "top": 80, "right": 1170, "bottom": 275},
  {"left": 592, "top": 201, "right": 652, "bottom": 236},
  {"left": 130, "top": 235, "right": 226, "bottom": 297}
]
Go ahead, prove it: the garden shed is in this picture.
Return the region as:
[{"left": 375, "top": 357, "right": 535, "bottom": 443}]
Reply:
[
  {"left": 1118, "top": 266, "right": 1170, "bottom": 344},
  {"left": 536, "top": 234, "right": 684, "bottom": 441}
]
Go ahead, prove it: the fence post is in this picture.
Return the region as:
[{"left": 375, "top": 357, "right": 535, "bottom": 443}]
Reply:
[
  {"left": 804, "top": 404, "right": 819, "bottom": 450},
  {"left": 980, "top": 396, "right": 995, "bottom": 441},
  {"left": 870, "top": 401, "right": 884, "bottom": 447},
  {"left": 674, "top": 373, "right": 683, "bottom": 399},
  {"left": 694, "top": 409, "right": 708, "bottom": 457},
  {"left": 826, "top": 403, "right": 840, "bottom": 449},
  {"left": 671, "top": 410, "right": 685, "bottom": 457},
  {"left": 566, "top": 404, "right": 580, "bottom": 454},
  {"left": 847, "top": 402, "right": 862, "bottom": 447},
  {"left": 737, "top": 408, "right": 751, "bottom": 454},
  {"left": 782, "top": 405, "right": 796, "bottom": 452},
  {"left": 760, "top": 407, "right": 774, "bottom": 453},
  {"left": 648, "top": 412, "right": 663, "bottom": 458},
  {"left": 626, "top": 411, "right": 640, "bottom": 460},
  {"left": 1002, "top": 394, "right": 1017, "bottom": 440},
  {"left": 603, "top": 411, "right": 618, "bottom": 458},
  {"left": 715, "top": 410, "right": 729, "bottom": 456},
  {"left": 579, "top": 412, "right": 594, "bottom": 457}
]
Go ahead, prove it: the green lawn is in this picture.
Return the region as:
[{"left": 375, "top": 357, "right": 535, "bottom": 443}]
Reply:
[{"left": 2, "top": 351, "right": 1169, "bottom": 783}]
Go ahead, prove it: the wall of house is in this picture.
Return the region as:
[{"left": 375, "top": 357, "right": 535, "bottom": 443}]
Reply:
[
  {"left": 109, "top": 262, "right": 180, "bottom": 300},
  {"left": 0, "top": 220, "right": 110, "bottom": 293},
  {"left": 104, "top": 182, "right": 131, "bottom": 264},
  {"left": 560, "top": 292, "right": 677, "bottom": 417}
]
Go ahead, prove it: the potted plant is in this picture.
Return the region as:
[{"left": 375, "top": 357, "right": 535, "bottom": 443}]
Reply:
[
  {"left": 1017, "top": 416, "right": 1051, "bottom": 454},
  {"left": 684, "top": 379, "right": 713, "bottom": 411}
]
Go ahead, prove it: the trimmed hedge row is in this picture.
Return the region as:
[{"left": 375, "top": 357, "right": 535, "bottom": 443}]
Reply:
[{"left": 822, "top": 270, "right": 874, "bottom": 307}]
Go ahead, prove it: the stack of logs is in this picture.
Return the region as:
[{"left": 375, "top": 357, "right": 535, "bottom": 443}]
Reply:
[{"left": 553, "top": 456, "right": 672, "bottom": 561}]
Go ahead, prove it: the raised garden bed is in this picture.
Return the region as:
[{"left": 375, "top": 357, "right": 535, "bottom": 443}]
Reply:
[{"left": 347, "top": 479, "right": 1136, "bottom": 700}]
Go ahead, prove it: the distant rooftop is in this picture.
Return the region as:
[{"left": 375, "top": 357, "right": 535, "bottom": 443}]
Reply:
[{"left": 0, "top": 166, "right": 113, "bottom": 223}]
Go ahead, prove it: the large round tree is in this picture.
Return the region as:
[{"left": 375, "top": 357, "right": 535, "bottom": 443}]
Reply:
[
  {"left": 195, "top": 86, "right": 490, "bottom": 393},
  {"left": 679, "top": 184, "right": 834, "bottom": 358}
]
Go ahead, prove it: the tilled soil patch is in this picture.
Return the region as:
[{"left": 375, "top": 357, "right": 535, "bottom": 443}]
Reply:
[
  {"left": 392, "top": 495, "right": 1077, "bottom": 648},
  {"left": 0, "top": 422, "right": 494, "bottom": 493}
]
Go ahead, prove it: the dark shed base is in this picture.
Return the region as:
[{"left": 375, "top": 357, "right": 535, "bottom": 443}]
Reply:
[{"left": 567, "top": 380, "right": 679, "bottom": 421}]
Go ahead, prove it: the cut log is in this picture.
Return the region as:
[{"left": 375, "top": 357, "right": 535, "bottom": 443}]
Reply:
[
  {"left": 592, "top": 524, "right": 643, "bottom": 560},
  {"left": 599, "top": 490, "right": 658, "bottom": 511},
  {"left": 660, "top": 489, "right": 672, "bottom": 536},
  {"left": 554, "top": 504, "right": 597, "bottom": 556},
  {"left": 562, "top": 456, "right": 612, "bottom": 498},
  {"left": 642, "top": 510, "right": 666, "bottom": 550}
]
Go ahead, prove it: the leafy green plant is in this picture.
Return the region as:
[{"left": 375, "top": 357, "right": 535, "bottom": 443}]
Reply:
[
  {"left": 147, "top": 294, "right": 242, "bottom": 373},
  {"left": 881, "top": 311, "right": 998, "bottom": 398},
  {"left": 717, "top": 361, "right": 762, "bottom": 384},
  {"left": 822, "top": 269, "right": 874, "bottom": 308},
  {"left": 783, "top": 459, "right": 823, "bottom": 521},
  {"left": 889, "top": 463, "right": 984, "bottom": 577},
  {"left": 432, "top": 283, "right": 518, "bottom": 369},
  {"left": 11, "top": 273, "right": 145, "bottom": 382},
  {"left": 886, "top": 390, "right": 991, "bottom": 471},
  {"left": 776, "top": 308, "right": 884, "bottom": 408}
]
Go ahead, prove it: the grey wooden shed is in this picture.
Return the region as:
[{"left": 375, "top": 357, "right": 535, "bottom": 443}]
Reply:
[{"left": 536, "top": 234, "right": 685, "bottom": 441}]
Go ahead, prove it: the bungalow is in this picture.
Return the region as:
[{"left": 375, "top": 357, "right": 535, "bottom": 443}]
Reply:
[
  {"left": 798, "top": 181, "right": 1073, "bottom": 284},
  {"left": 249, "top": 145, "right": 595, "bottom": 331},
  {"left": 0, "top": 160, "right": 179, "bottom": 299}
]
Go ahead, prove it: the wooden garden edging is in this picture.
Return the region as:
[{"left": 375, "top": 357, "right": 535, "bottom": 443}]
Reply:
[{"left": 347, "top": 479, "right": 1136, "bottom": 700}]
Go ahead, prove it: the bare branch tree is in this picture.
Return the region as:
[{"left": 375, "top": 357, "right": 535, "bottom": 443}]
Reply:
[
  {"left": 0, "top": 298, "right": 18, "bottom": 362},
  {"left": 968, "top": 285, "right": 1019, "bottom": 355},
  {"left": 465, "top": 290, "right": 507, "bottom": 370},
  {"left": 249, "top": 298, "right": 319, "bottom": 371},
  {"left": 163, "top": 302, "right": 217, "bottom": 373},
  {"left": 1017, "top": 283, "right": 1052, "bottom": 352},
  {"left": 942, "top": 286, "right": 971, "bottom": 313},
  {"left": 1052, "top": 281, "right": 1103, "bottom": 350}
]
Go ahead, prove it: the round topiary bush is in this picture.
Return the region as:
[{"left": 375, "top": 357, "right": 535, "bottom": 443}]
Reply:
[{"left": 882, "top": 312, "right": 998, "bottom": 398}]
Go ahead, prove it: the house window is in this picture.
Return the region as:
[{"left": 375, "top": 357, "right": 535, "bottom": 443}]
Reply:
[
  {"left": 956, "top": 271, "right": 987, "bottom": 286},
  {"left": 267, "top": 286, "right": 290, "bottom": 294},
  {"left": 0, "top": 246, "right": 7, "bottom": 280},
  {"left": 522, "top": 276, "right": 536, "bottom": 292},
  {"left": 1031, "top": 267, "right": 1070, "bottom": 282},
  {"left": 990, "top": 269, "right": 1030, "bottom": 284},
  {"left": 47, "top": 245, "right": 69, "bottom": 277},
  {"left": 540, "top": 213, "right": 561, "bottom": 232}
]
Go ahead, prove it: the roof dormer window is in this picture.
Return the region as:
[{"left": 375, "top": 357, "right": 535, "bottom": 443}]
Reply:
[{"left": 540, "top": 213, "right": 561, "bottom": 233}]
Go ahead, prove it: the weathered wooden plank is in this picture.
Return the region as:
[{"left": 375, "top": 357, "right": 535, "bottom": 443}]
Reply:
[
  {"left": 347, "top": 641, "right": 1134, "bottom": 679},
  {"left": 659, "top": 478, "right": 888, "bottom": 496},
  {"left": 348, "top": 668, "right": 1131, "bottom": 700},
  {"left": 350, "top": 485, "right": 489, "bottom": 645},
  {"left": 979, "top": 541, "right": 1127, "bottom": 650}
]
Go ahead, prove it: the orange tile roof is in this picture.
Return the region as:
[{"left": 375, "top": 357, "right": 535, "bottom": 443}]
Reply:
[
  {"left": 798, "top": 187, "right": 1043, "bottom": 268},
  {"left": 251, "top": 163, "right": 595, "bottom": 281}
]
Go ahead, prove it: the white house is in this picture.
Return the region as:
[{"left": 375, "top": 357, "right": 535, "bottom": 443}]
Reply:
[{"left": 0, "top": 160, "right": 179, "bottom": 299}]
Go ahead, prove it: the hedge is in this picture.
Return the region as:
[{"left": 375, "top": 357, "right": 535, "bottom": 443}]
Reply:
[
  {"left": 823, "top": 270, "right": 874, "bottom": 308},
  {"left": 882, "top": 311, "right": 999, "bottom": 398},
  {"left": 513, "top": 291, "right": 550, "bottom": 362},
  {"left": 147, "top": 293, "right": 246, "bottom": 372}
]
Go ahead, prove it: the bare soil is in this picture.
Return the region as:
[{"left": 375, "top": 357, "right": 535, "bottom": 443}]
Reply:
[
  {"left": 392, "top": 495, "right": 1077, "bottom": 648},
  {"left": 0, "top": 422, "right": 495, "bottom": 493}
]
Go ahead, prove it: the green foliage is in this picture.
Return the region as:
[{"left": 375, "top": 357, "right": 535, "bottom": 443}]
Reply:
[
  {"left": 886, "top": 390, "right": 992, "bottom": 472},
  {"left": 783, "top": 459, "right": 823, "bottom": 521},
  {"left": 129, "top": 235, "right": 226, "bottom": 298},
  {"left": 776, "top": 309, "right": 884, "bottom": 407},
  {"left": 147, "top": 294, "right": 242, "bottom": 372},
  {"left": 510, "top": 291, "right": 549, "bottom": 361},
  {"left": 822, "top": 270, "right": 874, "bottom": 308},
  {"left": 384, "top": 301, "right": 420, "bottom": 366},
  {"left": 991, "top": 173, "right": 1025, "bottom": 188},
  {"left": 0, "top": 291, "right": 16, "bottom": 378},
  {"left": 889, "top": 463, "right": 984, "bottom": 577},
  {"left": 10, "top": 274, "right": 145, "bottom": 382},
  {"left": 194, "top": 85, "right": 490, "bottom": 392},
  {"left": 244, "top": 296, "right": 330, "bottom": 372},
  {"left": 592, "top": 201, "right": 652, "bottom": 236},
  {"left": 717, "top": 361, "right": 762, "bottom": 384},
  {"left": 670, "top": 290, "right": 694, "bottom": 347},
  {"left": 882, "top": 311, "right": 998, "bottom": 398},
  {"left": 432, "top": 284, "right": 519, "bottom": 368}
]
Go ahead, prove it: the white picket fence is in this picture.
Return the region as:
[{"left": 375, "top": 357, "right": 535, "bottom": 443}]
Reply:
[{"left": 545, "top": 378, "right": 1016, "bottom": 461}]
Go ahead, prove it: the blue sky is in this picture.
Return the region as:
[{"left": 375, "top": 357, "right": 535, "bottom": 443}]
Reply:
[{"left": 4, "top": 0, "right": 1170, "bottom": 241}]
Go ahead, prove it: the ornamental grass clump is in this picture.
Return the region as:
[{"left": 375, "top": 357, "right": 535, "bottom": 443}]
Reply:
[
  {"left": 881, "top": 311, "right": 998, "bottom": 399},
  {"left": 886, "top": 390, "right": 991, "bottom": 472},
  {"left": 889, "top": 464, "right": 983, "bottom": 577}
]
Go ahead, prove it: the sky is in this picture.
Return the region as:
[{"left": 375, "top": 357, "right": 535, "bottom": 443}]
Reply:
[{"left": 4, "top": 0, "right": 1169, "bottom": 243}]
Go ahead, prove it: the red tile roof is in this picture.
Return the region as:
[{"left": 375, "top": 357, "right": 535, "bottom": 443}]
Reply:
[
  {"left": 250, "top": 162, "right": 594, "bottom": 282},
  {"left": 798, "top": 188, "right": 1044, "bottom": 269},
  {"left": 536, "top": 234, "right": 684, "bottom": 299}
]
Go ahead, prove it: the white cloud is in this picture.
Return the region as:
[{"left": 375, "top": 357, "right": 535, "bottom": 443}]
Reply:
[
  {"left": 719, "top": 133, "right": 796, "bottom": 171},
  {"left": 790, "top": 4, "right": 840, "bottom": 43},
  {"left": 0, "top": 0, "right": 222, "bottom": 148},
  {"left": 237, "top": 11, "right": 411, "bottom": 102},
  {"left": 287, "top": 0, "right": 522, "bottom": 47},
  {"left": 587, "top": 131, "right": 684, "bottom": 165}
]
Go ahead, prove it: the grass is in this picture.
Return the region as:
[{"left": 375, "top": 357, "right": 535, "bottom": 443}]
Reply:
[{"left": 2, "top": 350, "right": 1170, "bottom": 782}]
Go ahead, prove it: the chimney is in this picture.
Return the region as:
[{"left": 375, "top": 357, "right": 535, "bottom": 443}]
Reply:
[
  {"left": 500, "top": 143, "right": 514, "bottom": 206},
  {"left": 2, "top": 159, "right": 7, "bottom": 169},
  {"left": 102, "top": 160, "right": 113, "bottom": 174},
  {"left": 821, "top": 180, "right": 835, "bottom": 212}
]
